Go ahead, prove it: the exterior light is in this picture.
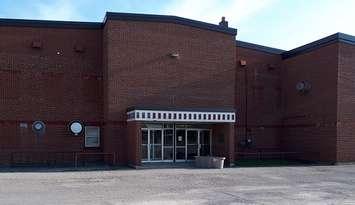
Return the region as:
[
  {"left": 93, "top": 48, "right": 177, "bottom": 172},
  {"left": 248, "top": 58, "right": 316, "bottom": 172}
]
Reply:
[
  {"left": 296, "top": 81, "right": 311, "bottom": 93},
  {"left": 239, "top": 59, "right": 247, "bottom": 66},
  {"left": 169, "top": 53, "right": 180, "bottom": 59}
]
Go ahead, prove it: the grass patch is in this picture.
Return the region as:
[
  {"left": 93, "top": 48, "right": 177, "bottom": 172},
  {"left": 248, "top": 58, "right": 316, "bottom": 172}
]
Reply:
[{"left": 234, "top": 159, "right": 305, "bottom": 167}]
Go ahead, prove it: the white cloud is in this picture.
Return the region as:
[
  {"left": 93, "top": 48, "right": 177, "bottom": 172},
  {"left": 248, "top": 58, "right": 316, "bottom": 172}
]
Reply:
[
  {"left": 34, "top": 0, "right": 82, "bottom": 21},
  {"left": 162, "top": 0, "right": 276, "bottom": 28}
]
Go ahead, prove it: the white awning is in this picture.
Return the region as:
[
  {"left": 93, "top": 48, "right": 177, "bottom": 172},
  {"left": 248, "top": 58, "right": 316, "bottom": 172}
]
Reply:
[{"left": 127, "top": 109, "right": 236, "bottom": 123}]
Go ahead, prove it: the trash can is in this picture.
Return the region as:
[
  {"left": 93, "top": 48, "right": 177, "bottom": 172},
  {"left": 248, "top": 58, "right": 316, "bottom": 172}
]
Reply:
[
  {"left": 195, "top": 156, "right": 225, "bottom": 169},
  {"left": 211, "top": 157, "right": 225, "bottom": 169}
]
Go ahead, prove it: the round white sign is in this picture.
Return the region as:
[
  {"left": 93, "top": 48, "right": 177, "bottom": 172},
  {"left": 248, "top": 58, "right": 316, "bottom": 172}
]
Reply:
[{"left": 70, "top": 122, "right": 83, "bottom": 135}]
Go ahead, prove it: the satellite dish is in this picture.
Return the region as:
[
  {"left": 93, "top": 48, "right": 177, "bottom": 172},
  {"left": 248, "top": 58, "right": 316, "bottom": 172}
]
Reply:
[
  {"left": 32, "top": 121, "right": 46, "bottom": 134},
  {"left": 69, "top": 121, "right": 83, "bottom": 135}
]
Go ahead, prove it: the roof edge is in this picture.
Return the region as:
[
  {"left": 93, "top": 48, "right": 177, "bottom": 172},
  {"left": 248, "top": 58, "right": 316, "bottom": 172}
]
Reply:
[
  {"left": 236, "top": 40, "right": 285, "bottom": 54},
  {"left": 282, "top": 32, "right": 355, "bottom": 59},
  {"left": 0, "top": 18, "right": 102, "bottom": 29},
  {"left": 104, "top": 12, "right": 237, "bottom": 36}
]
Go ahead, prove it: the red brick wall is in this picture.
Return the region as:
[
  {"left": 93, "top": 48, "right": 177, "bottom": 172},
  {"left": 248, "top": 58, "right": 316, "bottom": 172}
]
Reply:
[
  {"left": 337, "top": 42, "right": 355, "bottom": 162},
  {"left": 103, "top": 20, "right": 236, "bottom": 164},
  {"left": 212, "top": 123, "right": 235, "bottom": 166},
  {"left": 281, "top": 43, "right": 338, "bottom": 162},
  {"left": 0, "top": 26, "right": 103, "bottom": 160},
  {"left": 235, "top": 46, "right": 283, "bottom": 154}
]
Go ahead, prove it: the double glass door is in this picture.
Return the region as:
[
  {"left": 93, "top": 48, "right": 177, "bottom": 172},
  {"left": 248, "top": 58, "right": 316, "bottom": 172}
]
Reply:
[{"left": 142, "top": 127, "right": 211, "bottom": 162}]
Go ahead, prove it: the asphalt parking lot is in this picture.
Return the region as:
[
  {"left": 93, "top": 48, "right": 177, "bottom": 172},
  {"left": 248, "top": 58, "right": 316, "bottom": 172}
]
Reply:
[{"left": 0, "top": 165, "right": 354, "bottom": 205}]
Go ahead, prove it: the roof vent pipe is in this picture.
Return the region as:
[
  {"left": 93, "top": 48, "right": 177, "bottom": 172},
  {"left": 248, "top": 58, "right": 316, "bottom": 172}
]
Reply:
[{"left": 219, "top": 16, "right": 228, "bottom": 27}]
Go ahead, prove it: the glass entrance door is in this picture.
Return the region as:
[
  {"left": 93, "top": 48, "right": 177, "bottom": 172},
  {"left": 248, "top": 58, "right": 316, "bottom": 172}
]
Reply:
[
  {"left": 187, "top": 130, "right": 198, "bottom": 160},
  {"left": 141, "top": 128, "right": 163, "bottom": 162},
  {"left": 199, "top": 130, "right": 211, "bottom": 156},
  {"left": 142, "top": 127, "right": 211, "bottom": 162},
  {"left": 175, "top": 129, "right": 186, "bottom": 161},
  {"left": 175, "top": 129, "right": 211, "bottom": 161},
  {"left": 149, "top": 129, "right": 163, "bottom": 161},
  {"left": 163, "top": 129, "right": 174, "bottom": 161}
]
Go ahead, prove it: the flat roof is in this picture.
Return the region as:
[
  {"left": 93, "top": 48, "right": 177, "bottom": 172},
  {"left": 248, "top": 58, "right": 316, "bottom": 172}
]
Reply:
[
  {"left": 105, "top": 12, "right": 237, "bottom": 35},
  {"left": 238, "top": 33, "right": 355, "bottom": 59},
  {"left": 0, "top": 12, "right": 237, "bottom": 35},
  {"left": 236, "top": 40, "right": 285, "bottom": 54},
  {"left": 0, "top": 18, "right": 102, "bottom": 29},
  {"left": 282, "top": 32, "right": 355, "bottom": 59}
]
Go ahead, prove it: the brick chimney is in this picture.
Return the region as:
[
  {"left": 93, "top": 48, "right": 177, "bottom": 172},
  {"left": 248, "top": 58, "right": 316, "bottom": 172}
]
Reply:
[{"left": 219, "top": 16, "right": 228, "bottom": 27}]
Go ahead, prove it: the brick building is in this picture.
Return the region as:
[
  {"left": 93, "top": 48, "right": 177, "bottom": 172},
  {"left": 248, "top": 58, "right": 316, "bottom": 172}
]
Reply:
[{"left": 0, "top": 12, "right": 354, "bottom": 166}]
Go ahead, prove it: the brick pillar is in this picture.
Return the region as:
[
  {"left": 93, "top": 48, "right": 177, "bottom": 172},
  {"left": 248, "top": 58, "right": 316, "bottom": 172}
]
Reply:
[
  {"left": 212, "top": 123, "right": 235, "bottom": 166},
  {"left": 126, "top": 121, "right": 141, "bottom": 167}
]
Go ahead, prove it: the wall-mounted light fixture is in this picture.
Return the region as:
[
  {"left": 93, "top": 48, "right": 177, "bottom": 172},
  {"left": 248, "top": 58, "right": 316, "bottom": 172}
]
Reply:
[
  {"left": 296, "top": 80, "right": 311, "bottom": 94},
  {"left": 169, "top": 52, "right": 180, "bottom": 59},
  {"left": 267, "top": 64, "right": 277, "bottom": 70},
  {"left": 239, "top": 59, "right": 247, "bottom": 66},
  {"left": 74, "top": 44, "right": 85, "bottom": 53},
  {"left": 31, "top": 40, "right": 42, "bottom": 49}
]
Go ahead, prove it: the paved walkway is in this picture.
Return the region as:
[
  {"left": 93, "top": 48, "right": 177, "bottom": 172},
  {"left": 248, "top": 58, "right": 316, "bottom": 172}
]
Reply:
[{"left": 0, "top": 165, "right": 354, "bottom": 204}]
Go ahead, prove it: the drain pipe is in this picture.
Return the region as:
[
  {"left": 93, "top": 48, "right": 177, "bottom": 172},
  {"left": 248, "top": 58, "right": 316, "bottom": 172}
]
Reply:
[{"left": 240, "top": 59, "right": 248, "bottom": 149}]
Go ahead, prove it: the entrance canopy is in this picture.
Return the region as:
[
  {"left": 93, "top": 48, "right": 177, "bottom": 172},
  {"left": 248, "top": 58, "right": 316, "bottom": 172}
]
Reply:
[{"left": 127, "top": 107, "right": 236, "bottom": 123}]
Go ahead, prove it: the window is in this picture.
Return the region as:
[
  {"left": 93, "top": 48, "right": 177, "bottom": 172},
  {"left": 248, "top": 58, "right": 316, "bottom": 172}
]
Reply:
[{"left": 85, "top": 126, "right": 100, "bottom": 147}]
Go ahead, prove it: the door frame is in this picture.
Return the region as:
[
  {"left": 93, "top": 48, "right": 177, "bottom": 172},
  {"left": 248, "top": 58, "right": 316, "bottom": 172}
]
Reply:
[
  {"left": 141, "top": 127, "right": 174, "bottom": 163},
  {"left": 141, "top": 126, "right": 212, "bottom": 163},
  {"left": 175, "top": 128, "right": 212, "bottom": 162}
]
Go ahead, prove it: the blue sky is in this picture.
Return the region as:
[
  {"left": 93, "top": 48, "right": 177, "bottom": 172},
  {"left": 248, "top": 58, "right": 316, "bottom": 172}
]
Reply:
[{"left": 1, "top": 0, "right": 354, "bottom": 50}]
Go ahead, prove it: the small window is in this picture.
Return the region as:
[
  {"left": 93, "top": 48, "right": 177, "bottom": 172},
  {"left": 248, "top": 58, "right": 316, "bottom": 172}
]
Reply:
[
  {"left": 152, "top": 113, "right": 156, "bottom": 119},
  {"left": 136, "top": 112, "right": 140, "bottom": 119},
  {"left": 142, "top": 112, "right": 146, "bottom": 118},
  {"left": 85, "top": 126, "right": 100, "bottom": 147},
  {"left": 163, "top": 113, "right": 166, "bottom": 119},
  {"left": 168, "top": 113, "right": 172, "bottom": 119},
  {"left": 232, "top": 115, "right": 235, "bottom": 120},
  {"left": 147, "top": 113, "right": 151, "bottom": 118},
  {"left": 158, "top": 113, "right": 161, "bottom": 119},
  {"left": 188, "top": 114, "right": 192, "bottom": 119}
]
